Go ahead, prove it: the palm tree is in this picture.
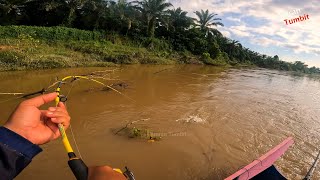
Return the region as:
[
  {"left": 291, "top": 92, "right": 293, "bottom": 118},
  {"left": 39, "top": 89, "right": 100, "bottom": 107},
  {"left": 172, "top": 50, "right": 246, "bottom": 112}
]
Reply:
[
  {"left": 194, "top": 9, "right": 223, "bottom": 36},
  {"left": 167, "top": 7, "right": 193, "bottom": 32},
  {"left": 77, "top": 0, "right": 109, "bottom": 29},
  {"left": 117, "top": 0, "right": 136, "bottom": 35},
  {"left": 63, "top": 0, "right": 88, "bottom": 27},
  {"left": 0, "top": 0, "right": 28, "bottom": 24},
  {"left": 0, "top": 0, "right": 25, "bottom": 14},
  {"left": 293, "top": 61, "right": 307, "bottom": 72},
  {"left": 133, "top": 0, "right": 172, "bottom": 37}
]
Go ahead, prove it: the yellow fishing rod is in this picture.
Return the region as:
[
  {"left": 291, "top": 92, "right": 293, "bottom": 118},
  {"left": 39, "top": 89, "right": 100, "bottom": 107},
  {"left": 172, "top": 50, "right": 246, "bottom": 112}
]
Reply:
[
  {"left": 55, "top": 77, "right": 88, "bottom": 180},
  {"left": 55, "top": 76, "right": 135, "bottom": 180},
  {"left": 56, "top": 75, "right": 104, "bottom": 154}
]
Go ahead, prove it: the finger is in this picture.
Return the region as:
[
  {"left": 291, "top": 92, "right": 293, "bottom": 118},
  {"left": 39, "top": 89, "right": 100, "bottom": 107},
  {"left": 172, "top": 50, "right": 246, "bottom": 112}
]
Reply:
[
  {"left": 40, "top": 110, "right": 47, "bottom": 114},
  {"left": 88, "top": 166, "right": 126, "bottom": 180},
  {"left": 21, "top": 92, "right": 57, "bottom": 107},
  {"left": 58, "top": 102, "right": 67, "bottom": 110},
  {"left": 89, "top": 166, "right": 113, "bottom": 172},
  {"left": 40, "top": 110, "right": 50, "bottom": 121},
  {"left": 46, "top": 120, "right": 61, "bottom": 139},
  {"left": 48, "top": 106, "right": 68, "bottom": 114},
  {"left": 46, "top": 110, "right": 68, "bottom": 118},
  {"left": 50, "top": 116, "right": 70, "bottom": 128},
  {"left": 45, "top": 111, "right": 71, "bottom": 128},
  {"left": 45, "top": 116, "right": 71, "bottom": 140}
]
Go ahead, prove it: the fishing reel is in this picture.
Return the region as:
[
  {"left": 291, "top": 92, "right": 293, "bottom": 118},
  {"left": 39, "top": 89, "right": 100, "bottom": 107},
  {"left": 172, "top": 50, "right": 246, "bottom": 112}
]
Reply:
[
  {"left": 113, "top": 166, "right": 135, "bottom": 180},
  {"left": 58, "top": 94, "right": 67, "bottom": 102},
  {"left": 123, "top": 166, "right": 135, "bottom": 180}
]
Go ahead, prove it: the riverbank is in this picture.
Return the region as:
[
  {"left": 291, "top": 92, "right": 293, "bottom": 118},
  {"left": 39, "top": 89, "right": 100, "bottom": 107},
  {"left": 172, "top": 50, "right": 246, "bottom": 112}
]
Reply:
[
  {"left": 0, "top": 26, "right": 228, "bottom": 71},
  {"left": 0, "top": 38, "right": 181, "bottom": 71}
]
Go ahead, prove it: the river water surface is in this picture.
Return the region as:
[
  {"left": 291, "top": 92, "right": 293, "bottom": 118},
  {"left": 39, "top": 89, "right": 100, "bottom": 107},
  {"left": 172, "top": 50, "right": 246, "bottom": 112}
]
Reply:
[{"left": 0, "top": 65, "right": 320, "bottom": 180}]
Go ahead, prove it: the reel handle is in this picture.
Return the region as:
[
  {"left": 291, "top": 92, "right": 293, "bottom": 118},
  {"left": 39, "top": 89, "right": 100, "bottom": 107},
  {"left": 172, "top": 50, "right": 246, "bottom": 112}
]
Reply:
[{"left": 68, "top": 153, "right": 88, "bottom": 180}]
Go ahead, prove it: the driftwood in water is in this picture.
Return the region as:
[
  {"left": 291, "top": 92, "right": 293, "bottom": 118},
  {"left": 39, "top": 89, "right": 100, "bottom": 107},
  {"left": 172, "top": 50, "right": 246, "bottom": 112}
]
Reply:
[{"left": 114, "top": 118, "right": 150, "bottom": 135}]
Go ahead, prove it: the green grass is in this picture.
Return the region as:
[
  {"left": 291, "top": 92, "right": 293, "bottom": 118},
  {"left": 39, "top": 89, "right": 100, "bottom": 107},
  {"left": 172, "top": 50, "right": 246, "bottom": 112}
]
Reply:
[
  {"left": 0, "top": 26, "right": 203, "bottom": 71},
  {"left": 0, "top": 37, "right": 184, "bottom": 71},
  {"left": 0, "top": 25, "right": 103, "bottom": 41},
  {"left": 0, "top": 38, "right": 116, "bottom": 71}
]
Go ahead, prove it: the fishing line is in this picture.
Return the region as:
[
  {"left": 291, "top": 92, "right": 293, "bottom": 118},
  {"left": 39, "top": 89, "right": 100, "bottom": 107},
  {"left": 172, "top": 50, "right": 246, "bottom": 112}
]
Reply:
[
  {"left": 64, "top": 79, "right": 83, "bottom": 160},
  {"left": 69, "top": 124, "right": 82, "bottom": 159}
]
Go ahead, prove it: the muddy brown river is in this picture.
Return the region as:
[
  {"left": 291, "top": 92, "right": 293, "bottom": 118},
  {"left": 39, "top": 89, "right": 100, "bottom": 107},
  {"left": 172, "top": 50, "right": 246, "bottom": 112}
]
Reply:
[{"left": 0, "top": 65, "right": 320, "bottom": 180}]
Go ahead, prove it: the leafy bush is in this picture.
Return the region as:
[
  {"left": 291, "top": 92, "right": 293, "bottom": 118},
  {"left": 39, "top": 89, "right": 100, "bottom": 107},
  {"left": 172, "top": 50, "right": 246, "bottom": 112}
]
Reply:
[
  {"left": 208, "top": 42, "right": 221, "bottom": 59},
  {"left": 0, "top": 26, "right": 104, "bottom": 42},
  {"left": 27, "top": 57, "right": 69, "bottom": 69},
  {"left": 201, "top": 52, "right": 227, "bottom": 66},
  {"left": 0, "top": 51, "right": 24, "bottom": 65},
  {"left": 141, "top": 37, "right": 171, "bottom": 52},
  {"left": 221, "top": 52, "right": 230, "bottom": 62},
  {"left": 201, "top": 52, "right": 213, "bottom": 64},
  {"left": 214, "top": 53, "right": 228, "bottom": 66}
]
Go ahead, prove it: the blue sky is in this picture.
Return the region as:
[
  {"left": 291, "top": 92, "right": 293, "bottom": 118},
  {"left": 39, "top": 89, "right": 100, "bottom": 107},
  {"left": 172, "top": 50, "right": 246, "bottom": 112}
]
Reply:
[{"left": 168, "top": 0, "right": 320, "bottom": 67}]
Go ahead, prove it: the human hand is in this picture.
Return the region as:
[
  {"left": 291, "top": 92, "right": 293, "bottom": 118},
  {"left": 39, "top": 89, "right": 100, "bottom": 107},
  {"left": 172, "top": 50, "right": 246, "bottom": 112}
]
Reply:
[
  {"left": 4, "top": 92, "right": 71, "bottom": 145},
  {"left": 88, "top": 166, "right": 127, "bottom": 180}
]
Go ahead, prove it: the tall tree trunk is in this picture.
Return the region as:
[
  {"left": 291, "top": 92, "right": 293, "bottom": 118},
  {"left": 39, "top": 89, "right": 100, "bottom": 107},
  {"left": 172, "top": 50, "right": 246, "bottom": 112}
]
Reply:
[
  {"left": 64, "top": 7, "right": 76, "bottom": 27},
  {"left": 64, "top": 0, "right": 87, "bottom": 27},
  {"left": 147, "top": 16, "right": 156, "bottom": 37},
  {"left": 126, "top": 19, "right": 131, "bottom": 36}
]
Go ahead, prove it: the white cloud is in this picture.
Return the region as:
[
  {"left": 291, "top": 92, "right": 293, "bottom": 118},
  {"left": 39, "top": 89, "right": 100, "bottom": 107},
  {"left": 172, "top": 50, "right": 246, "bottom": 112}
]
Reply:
[
  {"left": 219, "top": 28, "right": 231, "bottom": 37},
  {"left": 229, "top": 27, "right": 251, "bottom": 37},
  {"left": 225, "top": 16, "right": 241, "bottom": 22},
  {"left": 170, "top": 0, "right": 319, "bottom": 66},
  {"left": 252, "top": 37, "right": 279, "bottom": 47}
]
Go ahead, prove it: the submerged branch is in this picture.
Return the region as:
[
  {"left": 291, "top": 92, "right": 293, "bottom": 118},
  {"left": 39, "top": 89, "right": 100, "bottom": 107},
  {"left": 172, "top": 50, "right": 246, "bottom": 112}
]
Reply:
[{"left": 114, "top": 118, "right": 150, "bottom": 135}]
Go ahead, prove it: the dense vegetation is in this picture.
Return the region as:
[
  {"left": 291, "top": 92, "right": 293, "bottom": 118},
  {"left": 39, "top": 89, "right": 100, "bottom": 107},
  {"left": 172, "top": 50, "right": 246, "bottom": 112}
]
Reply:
[
  {"left": 0, "top": 0, "right": 319, "bottom": 73},
  {"left": 0, "top": 26, "right": 187, "bottom": 70}
]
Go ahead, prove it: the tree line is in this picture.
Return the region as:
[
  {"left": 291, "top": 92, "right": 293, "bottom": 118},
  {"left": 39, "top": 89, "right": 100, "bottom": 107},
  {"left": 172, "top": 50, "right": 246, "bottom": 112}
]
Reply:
[{"left": 0, "top": 0, "right": 319, "bottom": 73}]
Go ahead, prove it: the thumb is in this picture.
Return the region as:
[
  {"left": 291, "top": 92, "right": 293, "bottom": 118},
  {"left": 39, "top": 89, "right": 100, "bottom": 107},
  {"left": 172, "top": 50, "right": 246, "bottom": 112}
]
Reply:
[{"left": 21, "top": 92, "right": 58, "bottom": 107}]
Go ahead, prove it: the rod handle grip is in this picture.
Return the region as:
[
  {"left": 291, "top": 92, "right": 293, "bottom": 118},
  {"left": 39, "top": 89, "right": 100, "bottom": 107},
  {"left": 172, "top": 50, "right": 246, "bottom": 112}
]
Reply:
[{"left": 68, "top": 158, "right": 88, "bottom": 180}]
